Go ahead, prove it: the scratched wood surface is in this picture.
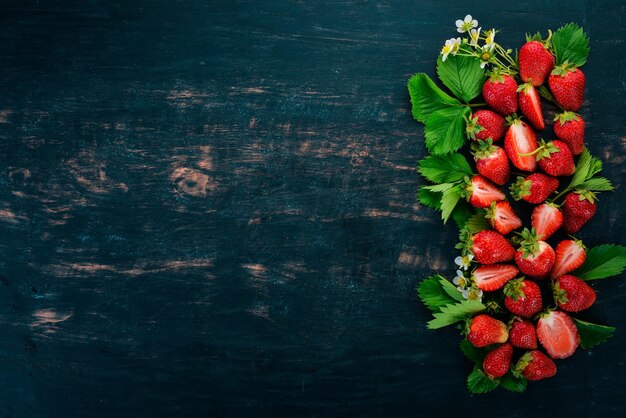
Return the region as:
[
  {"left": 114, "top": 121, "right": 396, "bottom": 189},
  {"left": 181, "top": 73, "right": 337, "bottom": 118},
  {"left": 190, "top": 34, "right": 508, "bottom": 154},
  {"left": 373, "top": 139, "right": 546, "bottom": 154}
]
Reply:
[{"left": 0, "top": 1, "right": 625, "bottom": 417}]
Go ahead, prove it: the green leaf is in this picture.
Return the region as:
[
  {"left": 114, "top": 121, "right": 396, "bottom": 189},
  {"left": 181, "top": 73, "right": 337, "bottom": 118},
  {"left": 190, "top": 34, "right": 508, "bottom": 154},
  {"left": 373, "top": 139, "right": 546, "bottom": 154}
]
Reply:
[
  {"left": 441, "top": 185, "right": 462, "bottom": 224},
  {"left": 499, "top": 372, "right": 527, "bottom": 393},
  {"left": 417, "top": 153, "right": 473, "bottom": 183},
  {"left": 422, "top": 183, "right": 456, "bottom": 193},
  {"left": 408, "top": 73, "right": 461, "bottom": 123},
  {"left": 417, "top": 275, "right": 458, "bottom": 313},
  {"left": 574, "top": 244, "right": 626, "bottom": 280},
  {"left": 436, "top": 54, "right": 486, "bottom": 103},
  {"left": 460, "top": 339, "right": 486, "bottom": 365},
  {"left": 568, "top": 148, "right": 602, "bottom": 189},
  {"left": 424, "top": 106, "right": 471, "bottom": 155},
  {"left": 573, "top": 318, "right": 616, "bottom": 349},
  {"left": 418, "top": 188, "right": 443, "bottom": 211},
  {"left": 464, "top": 210, "right": 489, "bottom": 234},
  {"left": 452, "top": 202, "right": 473, "bottom": 230},
  {"left": 467, "top": 367, "right": 499, "bottom": 394},
  {"left": 577, "top": 177, "right": 614, "bottom": 192},
  {"left": 552, "top": 23, "right": 590, "bottom": 67},
  {"left": 440, "top": 276, "right": 463, "bottom": 302},
  {"left": 427, "top": 299, "right": 485, "bottom": 329}
]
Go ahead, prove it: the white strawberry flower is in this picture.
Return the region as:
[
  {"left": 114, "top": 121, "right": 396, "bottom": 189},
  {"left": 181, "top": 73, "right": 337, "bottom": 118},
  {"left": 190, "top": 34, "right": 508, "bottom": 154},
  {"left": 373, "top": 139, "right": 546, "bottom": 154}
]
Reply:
[
  {"left": 454, "top": 254, "right": 474, "bottom": 270},
  {"left": 462, "top": 287, "right": 483, "bottom": 302},
  {"left": 479, "top": 44, "right": 495, "bottom": 68},
  {"left": 453, "top": 270, "right": 468, "bottom": 291},
  {"left": 456, "top": 15, "right": 478, "bottom": 33},
  {"left": 484, "top": 29, "right": 497, "bottom": 49},
  {"left": 441, "top": 37, "right": 461, "bottom": 61},
  {"left": 469, "top": 27, "right": 481, "bottom": 47}
]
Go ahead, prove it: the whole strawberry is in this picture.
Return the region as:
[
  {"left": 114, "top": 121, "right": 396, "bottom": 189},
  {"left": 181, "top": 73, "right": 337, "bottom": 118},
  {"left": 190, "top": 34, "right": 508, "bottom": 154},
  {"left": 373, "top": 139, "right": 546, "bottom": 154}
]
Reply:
[
  {"left": 551, "top": 239, "right": 586, "bottom": 279},
  {"left": 509, "top": 318, "right": 538, "bottom": 349},
  {"left": 510, "top": 173, "right": 558, "bottom": 204},
  {"left": 485, "top": 201, "right": 522, "bottom": 235},
  {"left": 471, "top": 140, "right": 510, "bottom": 185},
  {"left": 514, "top": 228, "right": 555, "bottom": 279},
  {"left": 464, "top": 175, "right": 506, "bottom": 208},
  {"left": 534, "top": 139, "right": 575, "bottom": 177},
  {"left": 473, "top": 264, "right": 519, "bottom": 291},
  {"left": 515, "top": 350, "right": 557, "bottom": 381},
  {"left": 519, "top": 39, "right": 555, "bottom": 86},
  {"left": 562, "top": 190, "right": 597, "bottom": 234},
  {"left": 518, "top": 83, "right": 545, "bottom": 130},
  {"left": 504, "top": 278, "right": 543, "bottom": 318},
  {"left": 531, "top": 203, "right": 563, "bottom": 240},
  {"left": 483, "top": 343, "right": 513, "bottom": 378},
  {"left": 549, "top": 65, "right": 585, "bottom": 111},
  {"left": 483, "top": 72, "right": 518, "bottom": 116},
  {"left": 553, "top": 275, "right": 596, "bottom": 312},
  {"left": 504, "top": 117, "right": 538, "bottom": 172},
  {"left": 554, "top": 112, "right": 585, "bottom": 155},
  {"left": 467, "top": 314, "right": 509, "bottom": 348},
  {"left": 536, "top": 310, "right": 580, "bottom": 359},
  {"left": 468, "top": 230, "right": 516, "bottom": 265},
  {"left": 466, "top": 110, "right": 506, "bottom": 142}
]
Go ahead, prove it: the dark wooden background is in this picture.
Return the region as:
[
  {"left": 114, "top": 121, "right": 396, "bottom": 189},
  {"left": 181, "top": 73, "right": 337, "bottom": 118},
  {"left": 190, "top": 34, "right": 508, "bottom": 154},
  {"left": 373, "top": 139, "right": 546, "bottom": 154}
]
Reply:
[{"left": 0, "top": 1, "right": 624, "bottom": 416}]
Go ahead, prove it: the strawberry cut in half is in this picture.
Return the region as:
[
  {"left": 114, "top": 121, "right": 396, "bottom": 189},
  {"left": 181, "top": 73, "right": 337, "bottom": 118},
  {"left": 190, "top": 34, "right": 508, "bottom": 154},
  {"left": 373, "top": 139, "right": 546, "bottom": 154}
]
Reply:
[
  {"left": 536, "top": 310, "right": 580, "bottom": 359},
  {"left": 518, "top": 83, "right": 545, "bottom": 130},
  {"left": 531, "top": 203, "right": 563, "bottom": 240},
  {"left": 485, "top": 201, "right": 522, "bottom": 235},
  {"left": 550, "top": 239, "right": 586, "bottom": 279},
  {"left": 464, "top": 175, "right": 506, "bottom": 209},
  {"left": 504, "top": 117, "right": 538, "bottom": 172},
  {"left": 553, "top": 275, "right": 596, "bottom": 312},
  {"left": 471, "top": 139, "right": 510, "bottom": 186},
  {"left": 473, "top": 264, "right": 519, "bottom": 291}
]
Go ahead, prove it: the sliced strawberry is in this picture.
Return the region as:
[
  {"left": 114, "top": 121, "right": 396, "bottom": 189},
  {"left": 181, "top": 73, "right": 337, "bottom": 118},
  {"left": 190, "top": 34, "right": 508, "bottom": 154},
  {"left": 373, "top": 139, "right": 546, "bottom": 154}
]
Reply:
[
  {"left": 518, "top": 83, "right": 545, "bottom": 130},
  {"left": 464, "top": 175, "right": 505, "bottom": 209},
  {"left": 485, "top": 201, "right": 522, "bottom": 235},
  {"left": 536, "top": 310, "right": 580, "bottom": 359},
  {"left": 504, "top": 117, "right": 538, "bottom": 172},
  {"left": 531, "top": 203, "right": 563, "bottom": 240},
  {"left": 550, "top": 239, "right": 587, "bottom": 279},
  {"left": 473, "top": 264, "right": 519, "bottom": 291}
]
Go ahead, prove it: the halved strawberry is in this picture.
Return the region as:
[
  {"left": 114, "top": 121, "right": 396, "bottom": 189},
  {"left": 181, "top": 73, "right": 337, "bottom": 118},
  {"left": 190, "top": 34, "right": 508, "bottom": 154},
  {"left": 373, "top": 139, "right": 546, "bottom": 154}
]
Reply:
[
  {"left": 473, "top": 264, "right": 519, "bottom": 291},
  {"left": 518, "top": 83, "right": 545, "bottom": 130},
  {"left": 536, "top": 310, "right": 580, "bottom": 359},
  {"left": 485, "top": 201, "right": 522, "bottom": 235},
  {"left": 464, "top": 175, "right": 505, "bottom": 209},
  {"left": 504, "top": 117, "right": 538, "bottom": 172},
  {"left": 531, "top": 203, "right": 563, "bottom": 240},
  {"left": 550, "top": 239, "right": 587, "bottom": 279}
]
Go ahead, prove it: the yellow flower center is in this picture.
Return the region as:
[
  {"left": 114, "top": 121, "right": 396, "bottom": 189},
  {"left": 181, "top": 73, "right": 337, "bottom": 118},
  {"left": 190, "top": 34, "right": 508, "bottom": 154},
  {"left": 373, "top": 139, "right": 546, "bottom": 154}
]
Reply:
[{"left": 480, "top": 52, "right": 491, "bottom": 61}]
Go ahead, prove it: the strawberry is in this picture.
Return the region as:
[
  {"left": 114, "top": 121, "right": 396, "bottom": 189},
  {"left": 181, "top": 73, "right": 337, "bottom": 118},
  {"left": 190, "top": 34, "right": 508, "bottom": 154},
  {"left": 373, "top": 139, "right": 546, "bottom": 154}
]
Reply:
[
  {"left": 519, "top": 40, "right": 555, "bottom": 87},
  {"left": 562, "top": 190, "right": 597, "bottom": 234},
  {"left": 483, "top": 72, "right": 518, "bottom": 116},
  {"left": 548, "top": 65, "right": 585, "bottom": 111},
  {"left": 550, "top": 239, "right": 586, "bottom": 279},
  {"left": 467, "top": 314, "right": 509, "bottom": 348},
  {"left": 509, "top": 318, "right": 538, "bottom": 349},
  {"left": 504, "top": 117, "right": 538, "bottom": 172},
  {"left": 531, "top": 203, "right": 563, "bottom": 240},
  {"left": 518, "top": 83, "right": 545, "bottom": 130},
  {"left": 554, "top": 112, "right": 585, "bottom": 156},
  {"left": 514, "top": 228, "right": 555, "bottom": 279},
  {"left": 466, "top": 110, "right": 506, "bottom": 142},
  {"left": 510, "top": 173, "right": 558, "bottom": 204},
  {"left": 534, "top": 139, "right": 575, "bottom": 177},
  {"left": 536, "top": 310, "right": 580, "bottom": 359},
  {"left": 471, "top": 140, "right": 510, "bottom": 185},
  {"left": 473, "top": 264, "right": 519, "bottom": 291},
  {"left": 468, "top": 230, "right": 516, "bottom": 265},
  {"left": 483, "top": 343, "right": 513, "bottom": 378},
  {"left": 504, "top": 278, "right": 542, "bottom": 318},
  {"left": 515, "top": 350, "right": 557, "bottom": 381},
  {"left": 553, "top": 275, "right": 596, "bottom": 312},
  {"left": 485, "top": 201, "right": 522, "bottom": 235},
  {"left": 464, "top": 175, "right": 506, "bottom": 209}
]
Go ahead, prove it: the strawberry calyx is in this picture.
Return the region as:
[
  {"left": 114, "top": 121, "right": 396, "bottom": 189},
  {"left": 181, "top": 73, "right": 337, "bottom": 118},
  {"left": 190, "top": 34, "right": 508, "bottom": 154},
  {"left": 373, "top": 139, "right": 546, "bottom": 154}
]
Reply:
[
  {"left": 530, "top": 139, "right": 560, "bottom": 161},
  {"left": 552, "top": 281, "right": 569, "bottom": 305},
  {"left": 515, "top": 228, "right": 541, "bottom": 258},
  {"left": 553, "top": 111, "right": 581, "bottom": 126},
  {"left": 486, "top": 68, "right": 506, "bottom": 83},
  {"left": 512, "top": 351, "right": 533, "bottom": 377},
  {"left": 504, "top": 277, "right": 527, "bottom": 302},
  {"left": 516, "top": 82, "right": 535, "bottom": 94},
  {"left": 574, "top": 189, "right": 597, "bottom": 203},
  {"left": 485, "top": 300, "right": 503, "bottom": 314},
  {"left": 510, "top": 176, "right": 532, "bottom": 201},
  {"left": 484, "top": 201, "right": 499, "bottom": 224},
  {"left": 505, "top": 114, "right": 522, "bottom": 127},
  {"left": 471, "top": 138, "right": 497, "bottom": 159},
  {"left": 525, "top": 30, "right": 553, "bottom": 48},
  {"left": 455, "top": 227, "right": 475, "bottom": 257},
  {"left": 465, "top": 114, "right": 486, "bottom": 140},
  {"left": 551, "top": 62, "right": 578, "bottom": 76}
]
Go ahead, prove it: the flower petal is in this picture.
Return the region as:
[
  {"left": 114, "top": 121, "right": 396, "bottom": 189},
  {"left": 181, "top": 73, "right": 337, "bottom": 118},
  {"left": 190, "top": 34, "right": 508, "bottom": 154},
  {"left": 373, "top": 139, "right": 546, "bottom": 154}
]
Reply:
[
  {"left": 455, "top": 19, "right": 464, "bottom": 27},
  {"left": 464, "top": 15, "right": 472, "bottom": 23}
]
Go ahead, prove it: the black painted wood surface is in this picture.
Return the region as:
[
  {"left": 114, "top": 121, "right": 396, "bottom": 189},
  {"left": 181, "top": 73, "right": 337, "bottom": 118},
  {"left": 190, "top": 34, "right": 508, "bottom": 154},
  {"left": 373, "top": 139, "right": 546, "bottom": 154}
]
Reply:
[{"left": 1, "top": 1, "right": 625, "bottom": 417}]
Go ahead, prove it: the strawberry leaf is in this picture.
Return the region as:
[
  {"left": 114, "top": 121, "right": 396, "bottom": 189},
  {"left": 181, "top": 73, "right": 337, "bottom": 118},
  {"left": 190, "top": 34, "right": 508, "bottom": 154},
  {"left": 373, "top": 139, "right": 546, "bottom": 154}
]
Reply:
[
  {"left": 464, "top": 210, "right": 489, "bottom": 233},
  {"left": 452, "top": 202, "right": 474, "bottom": 230},
  {"left": 425, "top": 106, "right": 471, "bottom": 155},
  {"left": 417, "top": 275, "right": 459, "bottom": 313},
  {"left": 499, "top": 372, "right": 527, "bottom": 393},
  {"left": 441, "top": 185, "right": 463, "bottom": 224},
  {"left": 436, "top": 54, "right": 486, "bottom": 103},
  {"left": 568, "top": 148, "right": 603, "bottom": 190},
  {"left": 574, "top": 244, "right": 626, "bottom": 280},
  {"left": 408, "top": 73, "right": 462, "bottom": 123},
  {"left": 418, "top": 188, "right": 443, "bottom": 211},
  {"left": 460, "top": 339, "right": 486, "bottom": 365},
  {"left": 573, "top": 318, "right": 616, "bottom": 349},
  {"left": 467, "top": 367, "right": 499, "bottom": 394},
  {"left": 577, "top": 177, "right": 614, "bottom": 192},
  {"left": 552, "top": 23, "right": 590, "bottom": 67},
  {"left": 427, "top": 299, "right": 485, "bottom": 329},
  {"left": 422, "top": 183, "right": 456, "bottom": 193},
  {"left": 417, "top": 153, "right": 473, "bottom": 183}
]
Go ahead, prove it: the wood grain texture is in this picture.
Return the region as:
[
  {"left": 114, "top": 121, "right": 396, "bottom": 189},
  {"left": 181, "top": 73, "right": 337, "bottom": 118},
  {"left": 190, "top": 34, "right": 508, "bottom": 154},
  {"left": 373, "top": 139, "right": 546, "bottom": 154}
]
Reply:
[{"left": 0, "top": 1, "right": 625, "bottom": 417}]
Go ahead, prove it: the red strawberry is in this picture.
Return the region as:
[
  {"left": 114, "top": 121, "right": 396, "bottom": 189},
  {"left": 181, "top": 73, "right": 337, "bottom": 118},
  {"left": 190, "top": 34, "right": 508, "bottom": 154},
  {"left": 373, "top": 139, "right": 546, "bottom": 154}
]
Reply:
[
  {"left": 536, "top": 310, "right": 580, "bottom": 359},
  {"left": 514, "top": 228, "right": 555, "bottom": 279},
  {"left": 549, "top": 65, "right": 585, "bottom": 111},
  {"left": 483, "top": 343, "right": 513, "bottom": 378},
  {"left": 553, "top": 275, "right": 596, "bottom": 312},
  {"left": 534, "top": 139, "right": 575, "bottom": 177},
  {"left": 471, "top": 140, "right": 510, "bottom": 185},
  {"left": 515, "top": 350, "right": 557, "bottom": 381},
  {"left": 485, "top": 201, "right": 522, "bottom": 235},
  {"left": 504, "top": 118, "right": 538, "bottom": 172},
  {"left": 510, "top": 173, "right": 558, "bottom": 204},
  {"left": 550, "top": 239, "right": 586, "bottom": 279},
  {"left": 562, "top": 190, "right": 597, "bottom": 234},
  {"left": 467, "top": 314, "right": 509, "bottom": 348},
  {"left": 519, "top": 40, "right": 555, "bottom": 86},
  {"left": 518, "top": 83, "right": 545, "bottom": 130},
  {"left": 466, "top": 110, "right": 506, "bottom": 142},
  {"left": 509, "top": 318, "right": 538, "bottom": 349},
  {"left": 531, "top": 203, "right": 563, "bottom": 240},
  {"left": 473, "top": 264, "right": 519, "bottom": 291},
  {"left": 483, "top": 72, "right": 518, "bottom": 116},
  {"left": 464, "top": 175, "right": 505, "bottom": 209},
  {"left": 469, "top": 230, "right": 516, "bottom": 265},
  {"left": 504, "top": 278, "right": 543, "bottom": 318},
  {"left": 554, "top": 112, "right": 585, "bottom": 156}
]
